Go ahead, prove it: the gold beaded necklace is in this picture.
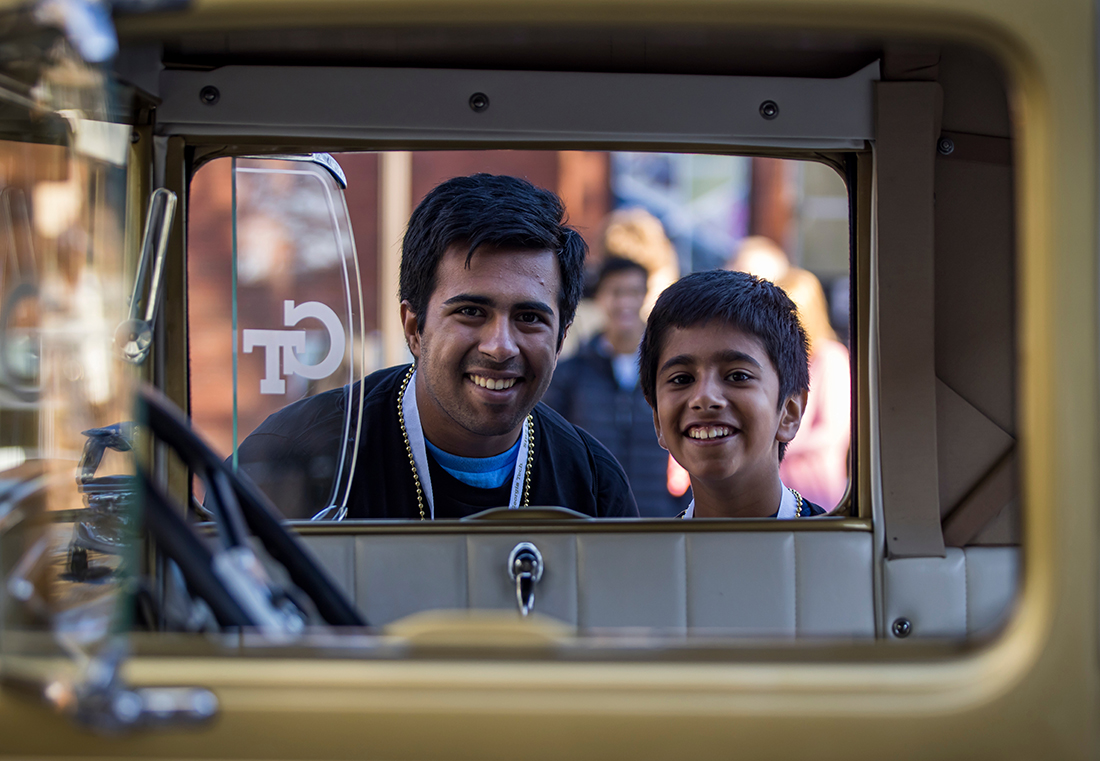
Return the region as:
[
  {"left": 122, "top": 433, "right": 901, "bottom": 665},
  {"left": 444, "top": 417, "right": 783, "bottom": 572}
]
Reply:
[
  {"left": 789, "top": 487, "right": 805, "bottom": 518},
  {"left": 396, "top": 366, "right": 535, "bottom": 520}
]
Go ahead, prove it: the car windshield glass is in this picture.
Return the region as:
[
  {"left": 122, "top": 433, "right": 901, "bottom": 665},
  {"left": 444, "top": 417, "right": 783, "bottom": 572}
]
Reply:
[{"left": 189, "top": 156, "right": 365, "bottom": 520}]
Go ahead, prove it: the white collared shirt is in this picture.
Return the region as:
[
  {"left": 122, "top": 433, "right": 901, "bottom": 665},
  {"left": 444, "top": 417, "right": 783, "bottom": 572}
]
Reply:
[{"left": 682, "top": 484, "right": 800, "bottom": 519}]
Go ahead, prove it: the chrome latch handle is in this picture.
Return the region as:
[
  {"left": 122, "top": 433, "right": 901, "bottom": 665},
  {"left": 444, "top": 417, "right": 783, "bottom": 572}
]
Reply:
[
  {"left": 115, "top": 188, "right": 176, "bottom": 365},
  {"left": 507, "top": 542, "right": 543, "bottom": 617}
]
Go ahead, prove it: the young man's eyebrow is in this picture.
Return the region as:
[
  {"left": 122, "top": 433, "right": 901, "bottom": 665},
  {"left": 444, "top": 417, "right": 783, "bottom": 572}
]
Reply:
[
  {"left": 441, "top": 295, "right": 554, "bottom": 317},
  {"left": 442, "top": 293, "right": 494, "bottom": 307},
  {"left": 513, "top": 300, "right": 555, "bottom": 316}
]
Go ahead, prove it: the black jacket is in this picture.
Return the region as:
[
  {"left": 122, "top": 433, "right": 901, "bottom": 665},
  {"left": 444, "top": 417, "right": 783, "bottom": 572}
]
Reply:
[
  {"left": 543, "top": 336, "right": 684, "bottom": 517},
  {"left": 236, "top": 364, "right": 640, "bottom": 520}
]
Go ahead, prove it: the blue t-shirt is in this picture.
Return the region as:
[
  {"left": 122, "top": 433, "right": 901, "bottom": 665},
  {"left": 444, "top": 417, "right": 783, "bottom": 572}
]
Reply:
[{"left": 424, "top": 436, "right": 522, "bottom": 489}]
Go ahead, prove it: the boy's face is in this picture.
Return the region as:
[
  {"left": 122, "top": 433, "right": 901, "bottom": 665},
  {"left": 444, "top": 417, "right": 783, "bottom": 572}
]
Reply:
[{"left": 651, "top": 321, "right": 806, "bottom": 492}]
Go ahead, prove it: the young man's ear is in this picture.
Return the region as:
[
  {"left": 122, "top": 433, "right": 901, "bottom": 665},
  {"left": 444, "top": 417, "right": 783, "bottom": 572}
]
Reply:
[
  {"left": 776, "top": 389, "right": 809, "bottom": 444},
  {"left": 400, "top": 300, "right": 421, "bottom": 360},
  {"left": 652, "top": 408, "right": 668, "bottom": 451}
]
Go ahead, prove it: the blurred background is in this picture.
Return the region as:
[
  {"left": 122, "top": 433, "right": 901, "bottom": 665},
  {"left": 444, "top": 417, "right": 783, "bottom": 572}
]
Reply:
[{"left": 187, "top": 150, "right": 852, "bottom": 513}]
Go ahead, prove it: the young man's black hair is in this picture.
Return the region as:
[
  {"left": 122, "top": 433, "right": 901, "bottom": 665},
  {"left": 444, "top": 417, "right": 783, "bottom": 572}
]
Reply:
[
  {"left": 638, "top": 269, "right": 810, "bottom": 459},
  {"left": 399, "top": 173, "right": 587, "bottom": 349},
  {"left": 595, "top": 256, "right": 649, "bottom": 293}
]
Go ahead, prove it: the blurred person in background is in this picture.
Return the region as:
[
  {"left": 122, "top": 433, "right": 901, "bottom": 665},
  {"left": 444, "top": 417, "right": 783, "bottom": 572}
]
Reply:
[
  {"left": 726, "top": 237, "right": 851, "bottom": 510},
  {"left": 601, "top": 207, "right": 680, "bottom": 318},
  {"left": 561, "top": 207, "right": 681, "bottom": 357},
  {"left": 544, "top": 255, "right": 685, "bottom": 517},
  {"left": 729, "top": 236, "right": 792, "bottom": 285}
]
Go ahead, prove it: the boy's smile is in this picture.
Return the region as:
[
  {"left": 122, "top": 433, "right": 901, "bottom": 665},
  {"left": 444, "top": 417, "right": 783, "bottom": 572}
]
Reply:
[{"left": 652, "top": 321, "right": 805, "bottom": 517}]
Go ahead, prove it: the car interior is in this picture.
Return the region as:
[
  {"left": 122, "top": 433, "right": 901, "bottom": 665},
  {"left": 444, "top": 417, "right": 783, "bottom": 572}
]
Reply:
[{"left": 0, "top": 8, "right": 1023, "bottom": 726}]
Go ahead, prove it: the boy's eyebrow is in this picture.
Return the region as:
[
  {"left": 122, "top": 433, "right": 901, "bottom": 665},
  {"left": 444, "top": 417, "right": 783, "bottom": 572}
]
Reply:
[
  {"left": 659, "top": 354, "right": 695, "bottom": 374},
  {"left": 715, "top": 349, "right": 763, "bottom": 369},
  {"left": 659, "top": 350, "right": 763, "bottom": 375}
]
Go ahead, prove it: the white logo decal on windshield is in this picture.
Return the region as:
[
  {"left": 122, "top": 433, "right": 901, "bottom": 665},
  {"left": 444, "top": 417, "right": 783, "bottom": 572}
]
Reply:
[{"left": 242, "top": 300, "right": 345, "bottom": 394}]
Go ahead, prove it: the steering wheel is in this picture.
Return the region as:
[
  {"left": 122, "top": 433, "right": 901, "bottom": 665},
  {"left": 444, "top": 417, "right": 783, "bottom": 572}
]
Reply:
[{"left": 135, "top": 385, "right": 366, "bottom": 631}]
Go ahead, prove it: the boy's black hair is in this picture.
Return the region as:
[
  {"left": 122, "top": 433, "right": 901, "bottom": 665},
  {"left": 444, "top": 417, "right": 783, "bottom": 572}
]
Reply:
[
  {"left": 595, "top": 256, "right": 649, "bottom": 294},
  {"left": 400, "top": 173, "right": 587, "bottom": 349},
  {"left": 638, "top": 269, "right": 810, "bottom": 459}
]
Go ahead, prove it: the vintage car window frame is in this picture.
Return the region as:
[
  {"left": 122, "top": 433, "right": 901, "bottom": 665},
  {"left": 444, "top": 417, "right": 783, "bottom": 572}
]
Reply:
[
  {"left": 179, "top": 154, "right": 865, "bottom": 523},
  {"left": 11, "top": 2, "right": 1073, "bottom": 756},
  {"left": 183, "top": 146, "right": 861, "bottom": 527},
  {"left": 164, "top": 62, "right": 876, "bottom": 528},
  {"left": 149, "top": 64, "right": 884, "bottom": 651}
]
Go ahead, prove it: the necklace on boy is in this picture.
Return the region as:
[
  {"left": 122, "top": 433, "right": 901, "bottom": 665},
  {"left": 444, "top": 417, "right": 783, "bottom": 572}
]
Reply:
[
  {"left": 789, "top": 487, "right": 805, "bottom": 518},
  {"left": 396, "top": 365, "right": 534, "bottom": 520}
]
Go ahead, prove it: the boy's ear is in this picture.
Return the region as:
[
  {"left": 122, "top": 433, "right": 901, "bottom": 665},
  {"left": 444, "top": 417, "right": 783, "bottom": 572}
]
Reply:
[
  {"left": 400, "top": 300, "right": 421, "bottom": 359},
  {"left": 652, "top": 408, "right": 668, "bottom": 451},
  {"left": 776, "top": 389, "right": 808, "bottom": 444}
]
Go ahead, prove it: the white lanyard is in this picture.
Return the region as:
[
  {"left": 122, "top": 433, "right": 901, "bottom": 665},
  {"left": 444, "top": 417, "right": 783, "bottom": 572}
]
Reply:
[{"left": 402, "top": 368, "right": 532, "bottom": 519}]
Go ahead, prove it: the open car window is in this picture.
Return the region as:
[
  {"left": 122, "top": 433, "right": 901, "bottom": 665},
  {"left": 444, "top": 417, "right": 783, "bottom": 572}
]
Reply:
[{"left": 188, "top": 150, "right": 854, "bottom": 521}]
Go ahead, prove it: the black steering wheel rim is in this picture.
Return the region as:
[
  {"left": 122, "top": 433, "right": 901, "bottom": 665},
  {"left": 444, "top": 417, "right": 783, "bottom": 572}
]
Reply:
[{"left": 136, "top": 385, "right": 366, "bottom": 628}]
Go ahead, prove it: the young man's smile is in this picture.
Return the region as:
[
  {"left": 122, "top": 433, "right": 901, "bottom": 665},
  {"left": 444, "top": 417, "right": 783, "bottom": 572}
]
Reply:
[
  {"left": 403, "top": 244, "right": 562, "bottom": 458},
  {"left": 467, "top": 373, "right": 519, "bottom": 392}
]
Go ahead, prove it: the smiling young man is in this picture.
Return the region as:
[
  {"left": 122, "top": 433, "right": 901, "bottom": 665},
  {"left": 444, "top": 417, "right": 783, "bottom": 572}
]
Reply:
[
  {"left": 236, "top": 174, "right": 639, "bottom": 520},
  {"left": 638, "top": 269, "right": 826, "bottom": 519}
]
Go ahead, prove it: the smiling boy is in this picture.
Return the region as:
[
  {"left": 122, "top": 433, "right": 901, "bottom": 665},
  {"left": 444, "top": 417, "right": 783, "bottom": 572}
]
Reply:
[{"left": 638, "top": 269, "right": 826, "bottom": 518}]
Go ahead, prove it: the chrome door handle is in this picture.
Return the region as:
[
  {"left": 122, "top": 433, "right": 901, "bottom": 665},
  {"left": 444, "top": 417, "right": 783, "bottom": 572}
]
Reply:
[{"left": 507, "top": 542, "right": 543, "bottom": 617}]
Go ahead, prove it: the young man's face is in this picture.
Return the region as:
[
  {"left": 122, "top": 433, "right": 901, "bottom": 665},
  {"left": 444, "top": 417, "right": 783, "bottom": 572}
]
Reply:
[
  {"left": 402, "top": 244, "right": 563, "bottom": 456},
  {"left": 651, "top": 321, "right": 805, "bottom": 493}
]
